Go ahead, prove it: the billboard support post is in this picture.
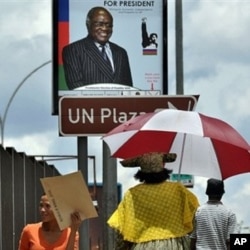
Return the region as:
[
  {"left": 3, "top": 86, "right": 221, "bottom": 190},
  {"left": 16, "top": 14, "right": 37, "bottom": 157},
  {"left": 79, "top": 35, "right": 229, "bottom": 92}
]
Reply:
[
  {"left": 102, "top": 141, "right": 117, "bottom": 250},
  {"left": 175, "top": 0, "right": 184, "bottom": 95},
  {"left": 77, "top": 137, "right": 89, "bottom": 249}
]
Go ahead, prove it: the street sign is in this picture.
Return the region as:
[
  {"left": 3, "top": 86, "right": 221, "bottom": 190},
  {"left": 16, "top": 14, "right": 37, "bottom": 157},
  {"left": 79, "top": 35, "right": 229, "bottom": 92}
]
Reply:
[
  {"left": 170, "top": 174, "right": 194, "bottom": 188},
  {"left": 59, "top": 95, "right": 199, "bottom": 136}
]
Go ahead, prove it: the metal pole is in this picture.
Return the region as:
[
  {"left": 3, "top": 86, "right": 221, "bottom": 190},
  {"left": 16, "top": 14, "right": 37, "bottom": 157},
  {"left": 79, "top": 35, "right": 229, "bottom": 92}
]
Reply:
[
  {"left": 77, "top": 136, "right": 89, "bottom": 249},
  {"left": 175, "top": 0, "right": 184, "bottom": 94},
  {"left": 102, "top": 141, "right": 117, "bottom": 250},
  {"left": 89, "top": 156, "right": 97, "bottom": 201},
  {"left": 163, "top": 0, "right": 168, "bottom": 95},
  {"left": 0, "top": 60, "right": 52, "bottom": 146}
]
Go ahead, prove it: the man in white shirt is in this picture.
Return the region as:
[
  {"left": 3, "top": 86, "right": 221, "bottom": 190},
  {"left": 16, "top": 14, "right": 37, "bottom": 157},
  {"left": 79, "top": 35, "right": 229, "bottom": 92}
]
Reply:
[{"left": 190, "top": 178, "right": 238, "bottom": 250}]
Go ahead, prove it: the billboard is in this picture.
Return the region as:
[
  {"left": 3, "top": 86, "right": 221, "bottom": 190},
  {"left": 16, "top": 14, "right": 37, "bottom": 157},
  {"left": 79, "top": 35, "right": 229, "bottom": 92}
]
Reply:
[{"left": 52, "top": 0, "right": 168, "bottom": 114}]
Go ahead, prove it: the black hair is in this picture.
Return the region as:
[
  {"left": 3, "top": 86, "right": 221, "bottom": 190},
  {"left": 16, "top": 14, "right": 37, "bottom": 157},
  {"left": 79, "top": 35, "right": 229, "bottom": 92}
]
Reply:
[
  {"left": 134, "top": 168, "right": 172, "bottom": 184},
  {"left": 206, "top": 178, "right": 225, "bottom": 196}
]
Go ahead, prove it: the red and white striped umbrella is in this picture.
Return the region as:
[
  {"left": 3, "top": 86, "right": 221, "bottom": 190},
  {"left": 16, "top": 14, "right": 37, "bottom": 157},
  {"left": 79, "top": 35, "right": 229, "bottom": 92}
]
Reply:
[{"left": 103, "top": 109, "right": 250, "bottom": 180}]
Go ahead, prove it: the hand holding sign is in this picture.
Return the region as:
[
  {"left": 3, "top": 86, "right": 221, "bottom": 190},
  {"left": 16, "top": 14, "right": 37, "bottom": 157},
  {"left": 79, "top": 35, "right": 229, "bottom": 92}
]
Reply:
[{"left": 40, "top": 171, "right": 98, "bottom": 230}]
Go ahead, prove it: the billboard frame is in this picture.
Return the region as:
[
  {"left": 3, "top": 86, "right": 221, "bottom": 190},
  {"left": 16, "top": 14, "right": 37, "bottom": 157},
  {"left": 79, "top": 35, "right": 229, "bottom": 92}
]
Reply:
[{"left": 52, "top": 0, "right": 168, "bottom": 115}]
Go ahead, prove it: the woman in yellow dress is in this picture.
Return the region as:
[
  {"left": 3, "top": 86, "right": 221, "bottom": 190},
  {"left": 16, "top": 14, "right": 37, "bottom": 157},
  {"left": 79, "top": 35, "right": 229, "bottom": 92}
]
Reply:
[{"left": 108, "top": 152, "right": 199, "bottom": 250}]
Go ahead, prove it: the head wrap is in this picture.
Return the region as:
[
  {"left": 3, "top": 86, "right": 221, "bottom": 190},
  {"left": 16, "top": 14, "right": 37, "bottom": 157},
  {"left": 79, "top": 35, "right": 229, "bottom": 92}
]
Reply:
[{"left": 120, "top": 152, "right": 176, "bottom": 173}]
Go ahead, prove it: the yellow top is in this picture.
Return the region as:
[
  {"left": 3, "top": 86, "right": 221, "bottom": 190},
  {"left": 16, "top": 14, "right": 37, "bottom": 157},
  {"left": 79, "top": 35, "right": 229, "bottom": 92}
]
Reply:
[{"left": 108, "top": 181, "right": 199, "bottom": 243}]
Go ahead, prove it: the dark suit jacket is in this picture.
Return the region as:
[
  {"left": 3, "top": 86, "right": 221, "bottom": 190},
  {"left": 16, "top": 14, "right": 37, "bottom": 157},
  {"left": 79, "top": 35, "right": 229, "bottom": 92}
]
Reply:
[{"left": 62, "top": 36, "right": 133, "bottom": 90}]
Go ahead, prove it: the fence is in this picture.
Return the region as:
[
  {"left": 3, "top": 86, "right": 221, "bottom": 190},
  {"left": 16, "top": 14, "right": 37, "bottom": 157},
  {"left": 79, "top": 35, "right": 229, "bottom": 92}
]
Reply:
[{"left": 0, "top": 145, "right": 60, "bottom": 249}]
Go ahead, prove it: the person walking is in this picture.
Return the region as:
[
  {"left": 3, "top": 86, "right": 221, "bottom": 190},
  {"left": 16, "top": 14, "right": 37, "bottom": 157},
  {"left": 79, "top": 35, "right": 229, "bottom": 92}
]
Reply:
[
  {"left": 108, "top": 152, "right": 199, "bottom": 249},
  {"left": 190, "top": 178, "right": 238, "bottom": 250},
  {"left": 62, "top": 6, "right": 133, "bottom": 90}
]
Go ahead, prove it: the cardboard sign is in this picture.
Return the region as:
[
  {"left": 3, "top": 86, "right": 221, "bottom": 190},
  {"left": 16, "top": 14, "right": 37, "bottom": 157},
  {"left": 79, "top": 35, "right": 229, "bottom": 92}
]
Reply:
[{"left": 40, "top": 171, "right": 98, "bottom": 230}]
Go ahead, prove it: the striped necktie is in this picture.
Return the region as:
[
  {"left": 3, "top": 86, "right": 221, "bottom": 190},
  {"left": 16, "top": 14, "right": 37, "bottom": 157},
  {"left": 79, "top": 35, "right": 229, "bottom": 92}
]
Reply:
[{"left": 100, "top": 45, "right": 113, "bottom": 72}]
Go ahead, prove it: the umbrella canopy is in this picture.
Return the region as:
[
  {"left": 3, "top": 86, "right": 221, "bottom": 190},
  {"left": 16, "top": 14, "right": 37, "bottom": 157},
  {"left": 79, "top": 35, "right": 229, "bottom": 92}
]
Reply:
[{"left": 103, "top": 109, "right": 250, "bottom": 180}]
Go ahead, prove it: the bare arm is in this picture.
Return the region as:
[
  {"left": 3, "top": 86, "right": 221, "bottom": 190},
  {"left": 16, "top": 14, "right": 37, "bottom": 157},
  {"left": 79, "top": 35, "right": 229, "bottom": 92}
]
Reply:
[{"left": 66, "top": 212, "right": 82, "bottom": 250}]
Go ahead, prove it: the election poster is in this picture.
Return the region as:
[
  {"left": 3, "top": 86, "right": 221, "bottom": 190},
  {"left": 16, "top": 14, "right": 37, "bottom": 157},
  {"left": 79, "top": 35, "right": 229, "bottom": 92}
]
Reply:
[{"left": 52, "top": 0, "right": 167, "bottom": 113}]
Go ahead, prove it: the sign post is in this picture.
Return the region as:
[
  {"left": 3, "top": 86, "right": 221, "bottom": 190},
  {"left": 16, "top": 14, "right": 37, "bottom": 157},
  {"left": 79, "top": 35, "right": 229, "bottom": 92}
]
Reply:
[{"left": 58, "top": 94, "right": 199, "bottom": 250}]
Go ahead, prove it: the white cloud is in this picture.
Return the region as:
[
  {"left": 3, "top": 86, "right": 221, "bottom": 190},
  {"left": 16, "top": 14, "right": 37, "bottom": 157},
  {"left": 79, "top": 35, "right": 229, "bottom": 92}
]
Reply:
[
  {"left": 185, "top": 62, "right": 250, "bottom": 119},
  {"left": 184, "top": 1, "right": 250, "bottom": 57},
  {"left": 0, "top": 1, "right": 51, "bottom": 40},
  {"left": 5, "top": 131, "right": 59, "bottom": 155}
]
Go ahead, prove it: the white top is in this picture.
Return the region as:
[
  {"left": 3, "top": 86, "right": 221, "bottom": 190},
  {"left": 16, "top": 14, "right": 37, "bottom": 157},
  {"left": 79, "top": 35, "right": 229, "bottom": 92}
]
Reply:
[{"left": 190, "top": 202, "right": 238, "bottom": 250}]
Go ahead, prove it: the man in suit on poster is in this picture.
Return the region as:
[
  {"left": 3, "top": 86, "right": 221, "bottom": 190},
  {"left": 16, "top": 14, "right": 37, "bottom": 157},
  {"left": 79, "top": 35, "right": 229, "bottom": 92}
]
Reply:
[{"left": 62, "top": 6, "right": 133, "bottom": 90}]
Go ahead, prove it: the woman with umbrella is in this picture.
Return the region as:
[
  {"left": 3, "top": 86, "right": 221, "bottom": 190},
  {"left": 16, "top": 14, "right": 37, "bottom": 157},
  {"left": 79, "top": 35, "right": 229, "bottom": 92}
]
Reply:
[{"left": 107, "top": 152, "right": 199, "bottom": 249}]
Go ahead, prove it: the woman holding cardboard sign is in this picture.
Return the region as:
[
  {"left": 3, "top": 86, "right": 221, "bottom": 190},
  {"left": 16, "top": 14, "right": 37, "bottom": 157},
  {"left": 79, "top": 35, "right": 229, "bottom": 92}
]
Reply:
[{"left": 18, "top": 195, "right": 81, "bottom": 250}]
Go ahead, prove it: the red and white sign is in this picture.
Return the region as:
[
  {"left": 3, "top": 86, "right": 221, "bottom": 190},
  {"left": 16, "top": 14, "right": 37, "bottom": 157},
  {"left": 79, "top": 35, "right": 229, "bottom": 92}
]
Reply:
[{"left": 59, "top": 95, "right": 199, "bottom": 136}]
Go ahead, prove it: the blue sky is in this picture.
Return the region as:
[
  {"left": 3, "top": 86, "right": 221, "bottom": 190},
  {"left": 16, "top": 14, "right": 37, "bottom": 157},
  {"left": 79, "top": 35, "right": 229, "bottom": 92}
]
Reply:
[{"left": 0, "top": 0, "right": 250, "bottom": 231}]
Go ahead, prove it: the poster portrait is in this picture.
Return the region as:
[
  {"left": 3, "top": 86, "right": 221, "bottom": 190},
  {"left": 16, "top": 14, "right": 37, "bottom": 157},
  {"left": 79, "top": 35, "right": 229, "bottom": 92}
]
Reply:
[{"left": 52, "top": 0, "right": 167, "bottom": 114}]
